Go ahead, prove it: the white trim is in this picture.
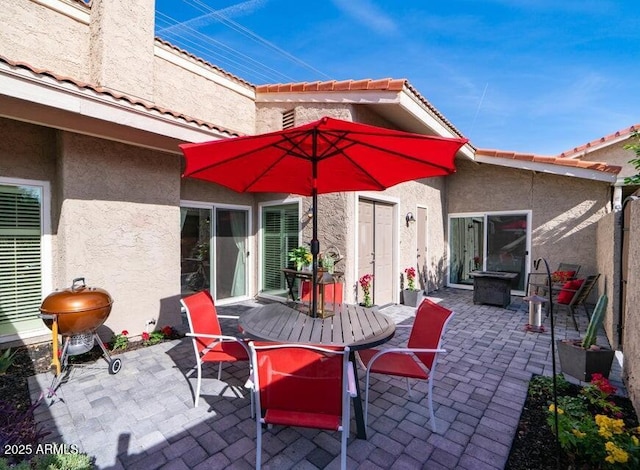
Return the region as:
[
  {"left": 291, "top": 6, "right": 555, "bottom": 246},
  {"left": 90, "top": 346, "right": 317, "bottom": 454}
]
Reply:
[
  {"left": 354, "top": 192, "right": 401, "bottom": 305},
  {"left": 0, "top": 176, "right": 52, "bottom": 339},
  {"left": 32, "top": 0, "right": 90, "bottom": 24},
  {"left": 155, "top": 45, "right": 255, "bottom": 100},
  {"left": 0, "top": 63, "right": 231, "bottom": 152},
  {"left": 255, "top": 89, "right": 401, "bottom": 105},
  {"left": 475, "top": 155, "right": 617, "bottom": 183},
  {"left": 213, "top": 203, "right": 253, "bottom": 305},
  {"left": 397, "top": 92, "right": 474, "bottom": 160}
]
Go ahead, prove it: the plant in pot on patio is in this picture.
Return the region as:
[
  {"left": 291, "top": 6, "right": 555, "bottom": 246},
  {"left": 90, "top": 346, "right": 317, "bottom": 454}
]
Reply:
[
  {"left": 557, "top": 294, "right": 616, "bottom": 382},
  {"left": 401, "top": 267, "right": 422, "bottom": 307},
  {"left": 359, "top": 273, "right": 374, "bottom": 307},
  {"left": 288, "top": 245, "right": 312, "bottom": 271}
]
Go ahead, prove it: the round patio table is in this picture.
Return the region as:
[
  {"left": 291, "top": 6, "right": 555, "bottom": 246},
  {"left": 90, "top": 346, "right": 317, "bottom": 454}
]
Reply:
[{"left": 239, "top": 302, "right": 396, "bottom": 439}]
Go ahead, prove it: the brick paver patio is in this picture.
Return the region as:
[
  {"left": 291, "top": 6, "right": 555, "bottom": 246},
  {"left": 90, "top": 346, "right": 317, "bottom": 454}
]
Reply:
[{"left": 28, "top": 288, "right": 623, "bottom": 469}]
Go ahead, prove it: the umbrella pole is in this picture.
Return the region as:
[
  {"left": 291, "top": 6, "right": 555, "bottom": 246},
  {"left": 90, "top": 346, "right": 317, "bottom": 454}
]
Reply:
[{"left": 311, "top": 190, "right": 319, "bottom": 318}]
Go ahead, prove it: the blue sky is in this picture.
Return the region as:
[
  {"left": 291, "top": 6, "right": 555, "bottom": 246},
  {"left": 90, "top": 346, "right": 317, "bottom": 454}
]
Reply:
[{"left": 155, "top": 0, "right": 638, "bottom": 155}]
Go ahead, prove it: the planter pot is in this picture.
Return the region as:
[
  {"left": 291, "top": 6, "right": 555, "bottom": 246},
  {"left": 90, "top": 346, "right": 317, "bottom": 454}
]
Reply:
[
  {"left": 557, "top": 339, "right": 615, "bottom": 382},
  {"left": 401, "top": 289, "right": 422, "bottom": 307}
]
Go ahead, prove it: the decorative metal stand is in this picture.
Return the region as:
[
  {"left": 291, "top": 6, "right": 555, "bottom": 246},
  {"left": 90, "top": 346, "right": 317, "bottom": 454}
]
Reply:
[{"left": 529, "top": 258, "right": 561, "bottom": 469}]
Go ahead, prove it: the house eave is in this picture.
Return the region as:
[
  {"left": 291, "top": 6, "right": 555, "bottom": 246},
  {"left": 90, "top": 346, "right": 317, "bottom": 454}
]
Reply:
[
  {"left": 256, "top": 88, "right": 475, "bottom": 160},
  {"left": 475, "top": 155, "right": 617, "bottom": 183},
  {"left": 0, "top": 61, "right": 231, "bottom": 154}
]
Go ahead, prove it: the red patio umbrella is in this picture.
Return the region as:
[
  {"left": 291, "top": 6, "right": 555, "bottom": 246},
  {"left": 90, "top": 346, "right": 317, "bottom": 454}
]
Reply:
[{"left": 180, "top": 116, "right": 467, "bottom": 316}]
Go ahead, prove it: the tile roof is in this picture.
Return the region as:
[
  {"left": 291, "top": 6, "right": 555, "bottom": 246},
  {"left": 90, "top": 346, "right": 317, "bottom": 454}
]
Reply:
[
  {"left": 0, "top": 54, "right": 241, "bottom": 138},
  {"left": 155, "top": 38, "right": 254, "bottom": 89},
  {"left": 559, "top": 124, "right": 640, "bottom": 158},
  {"left": 255, "top": 78, "right": 466, "bottom": 139},
  {"left": 475, "top": 148, "right": 622, "bottom": 175}
]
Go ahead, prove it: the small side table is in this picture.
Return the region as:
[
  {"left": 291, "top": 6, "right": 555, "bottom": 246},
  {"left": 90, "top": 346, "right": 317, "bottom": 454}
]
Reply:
[{"left": 281, "top": 268, "right": 344, "bottom": 317}]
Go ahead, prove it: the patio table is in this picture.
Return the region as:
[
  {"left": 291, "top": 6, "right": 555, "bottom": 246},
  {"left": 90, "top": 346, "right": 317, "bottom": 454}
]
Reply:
[{"left": 239, "top": 302, "right": 396, "bottom": 439}]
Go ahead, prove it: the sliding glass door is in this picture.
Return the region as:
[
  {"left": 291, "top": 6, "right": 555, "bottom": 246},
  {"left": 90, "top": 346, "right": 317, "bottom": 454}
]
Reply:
[
  {"left": 485, "top": 214, "right": 528, "bottom": 291},
  {"left": 448, "top": 216, "right": 484, "bottom": 286},
  {"left": 449, "top": 212, "right": 530, "bottom": 293},
  {"left": 180, "top": 203, "right": 250, "bottom": 304},
  {"left": 214, "top": 207, "right": 249, "bottom": 302}
]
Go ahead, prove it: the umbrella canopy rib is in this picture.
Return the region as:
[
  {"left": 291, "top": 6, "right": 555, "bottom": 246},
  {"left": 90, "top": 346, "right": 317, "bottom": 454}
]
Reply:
[{"left": 180, "top": 116, "right": 468, "bottom": 316}]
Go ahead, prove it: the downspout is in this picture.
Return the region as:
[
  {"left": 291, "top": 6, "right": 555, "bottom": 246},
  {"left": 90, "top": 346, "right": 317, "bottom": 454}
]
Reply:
[{"left": 618, "top": 195, "right": 640, "bottom": 347}]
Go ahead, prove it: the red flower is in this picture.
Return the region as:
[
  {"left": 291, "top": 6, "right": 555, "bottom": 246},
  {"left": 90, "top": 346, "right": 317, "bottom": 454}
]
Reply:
[
  {"left": 121, "top": 330, "right": 129, "bottom": 336},
  {"left": 162, "top": 326, "right": 173, "bottom": 337},
  {"left": 404, "top": 267, "right": 416, "bottom": 280},
  {"left": 141, "top": 332, "right": 150, "bottom": 341},
  {"left": 359, "top": 274, "right": 373, "bottom": 289}
]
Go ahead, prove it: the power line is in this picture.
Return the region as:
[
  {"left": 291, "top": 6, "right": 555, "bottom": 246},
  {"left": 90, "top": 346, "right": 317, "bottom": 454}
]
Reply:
[{"left": 155, "top": 0, "right": 331, "bottom": 83}]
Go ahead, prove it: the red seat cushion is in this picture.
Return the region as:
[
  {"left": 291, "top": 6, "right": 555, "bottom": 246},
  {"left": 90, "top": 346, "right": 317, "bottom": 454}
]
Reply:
[
  {"left": 201, "top": 340, "right": 249, "bottom": 362},
  {"left": 264, "top": 409, "right": 341, "bottom": 431},
  {"left": 358, "top": 348, "right": 429, "bottom": 380},
  {"left": 557, "top": 279, "right": 585, "bottom": 304}
]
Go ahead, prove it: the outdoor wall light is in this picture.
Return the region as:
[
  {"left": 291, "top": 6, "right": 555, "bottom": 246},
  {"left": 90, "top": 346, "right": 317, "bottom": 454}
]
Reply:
[
  {"left": 405, "top": 212, "right": 416, "bottom": 227},
  {"left": 306, "top": 207, "right": 314, "bottom": 219}
]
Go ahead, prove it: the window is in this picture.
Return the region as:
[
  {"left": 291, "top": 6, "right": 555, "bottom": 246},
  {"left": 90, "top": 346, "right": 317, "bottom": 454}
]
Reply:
[
  {"left": 449, "top": 212, "right": 530, "bottom": 292},
  {"left": 0, "top": 183, "right": 44, "bottom": 336},
  {"left": 180, "top": 207, "right": 211, "bottom": 295},
  {"left": 261, "top": 203, "right": 299, "bottom": 297}
]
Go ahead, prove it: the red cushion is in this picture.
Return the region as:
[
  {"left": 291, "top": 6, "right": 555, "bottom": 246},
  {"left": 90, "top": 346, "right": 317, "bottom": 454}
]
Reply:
[
  {"left": 557, "top": 279, "right": 584, "bottom": 304},
  {"left": 264, "top": 409, "right": 341, "bottom": 431}
]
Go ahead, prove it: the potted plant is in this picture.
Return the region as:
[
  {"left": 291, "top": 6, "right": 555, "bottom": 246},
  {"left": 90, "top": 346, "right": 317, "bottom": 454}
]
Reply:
[
  {"left": 359, "top": 273, "right": 374, "bottom": 307},
  {"left": 401, "top": 267, "right": 422, "bottom": 307},
  {"left": 288, "top": 246, "right": 312, "bottom": 271},
  {"left": 557, "top": 294, "right": 616, "bottom": 382}
]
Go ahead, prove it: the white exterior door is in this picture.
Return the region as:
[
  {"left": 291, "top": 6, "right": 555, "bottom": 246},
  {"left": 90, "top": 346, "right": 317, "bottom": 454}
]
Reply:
[
  {"left": 416, "top": 206, "right": 428, "bottom": 291},
  {"left": 358, "top": 199, "right": 394, "bottom": 306}
]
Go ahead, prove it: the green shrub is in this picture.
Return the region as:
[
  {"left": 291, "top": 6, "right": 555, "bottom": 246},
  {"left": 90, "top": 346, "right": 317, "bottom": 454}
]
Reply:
[
  {"left": 528, "top": 374, "right": 571, "bottom": 398},
  {"left": 33, "top": 452, "right": 94, "bottom": 469},
  {"left": 0, "top": 348, "right": 18, "bottom": 374},
  {"left": 0, "top": 452, "right": 94, "bottom": 470}
]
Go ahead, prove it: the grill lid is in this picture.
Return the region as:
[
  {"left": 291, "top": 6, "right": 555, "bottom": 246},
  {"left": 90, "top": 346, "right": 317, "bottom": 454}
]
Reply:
[{"left": 40, "top": 277, "right": 113, "bottom": 314}]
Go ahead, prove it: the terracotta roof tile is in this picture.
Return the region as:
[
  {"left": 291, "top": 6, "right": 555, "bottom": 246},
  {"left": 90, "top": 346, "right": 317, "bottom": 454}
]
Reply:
[
  {"left": 0, "top": 54, "right": 241, "bottom": 138},
  {"left": 559, "top": 124, "right": 640, "bottom": 158},
  {"left": 255, "top": 78, "right": 466, "bottom": 139},
  {"left": 155, "top": 38, "right": 254, "bottom": 88},
  {"left": 476, "top": 148, "right": 622, "bottom": 175}
]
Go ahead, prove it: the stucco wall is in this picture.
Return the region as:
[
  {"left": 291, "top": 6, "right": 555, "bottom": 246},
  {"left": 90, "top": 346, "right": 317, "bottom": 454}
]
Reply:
[
  {"left": 56, "top": 132, "right": 182, "bottom": 339},
  {"left": 0, "top": 0, "right": 90, "bottom": 80},
  {"left": 448, "top": 159, "right": 611, "bottom": 280},
  {"left": 153, "top": 53, "right": 256, "bottom": 136},
  {"left": 580, "top": 140, "right": 636, "bottom": 180},
  {"left": 623, "top": 199, "right": 640, "bottom": 414},
  {"left": 596, "top": 211, "right": 621, "bottom": 349},
  {"left": 89, "top": 0, "right": 154, "bottom": 101},
  {"left": 0, "top": 118, "right": 58, "bottom": 182}
]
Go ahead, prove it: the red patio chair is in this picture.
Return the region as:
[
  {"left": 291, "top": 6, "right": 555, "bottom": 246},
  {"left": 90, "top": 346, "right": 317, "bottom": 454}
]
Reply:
[
  {"left": 553, "top": 274, "right": 600, "bottom": 331},
  {"left": 248, "top": 342, "right": 357, "bottom": 470},
  {"left": 357, "top": 298, "right": 454, "bottom": 433},
  {"left": 180, "top": 291, "right": 251, "bottom": 407}
]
